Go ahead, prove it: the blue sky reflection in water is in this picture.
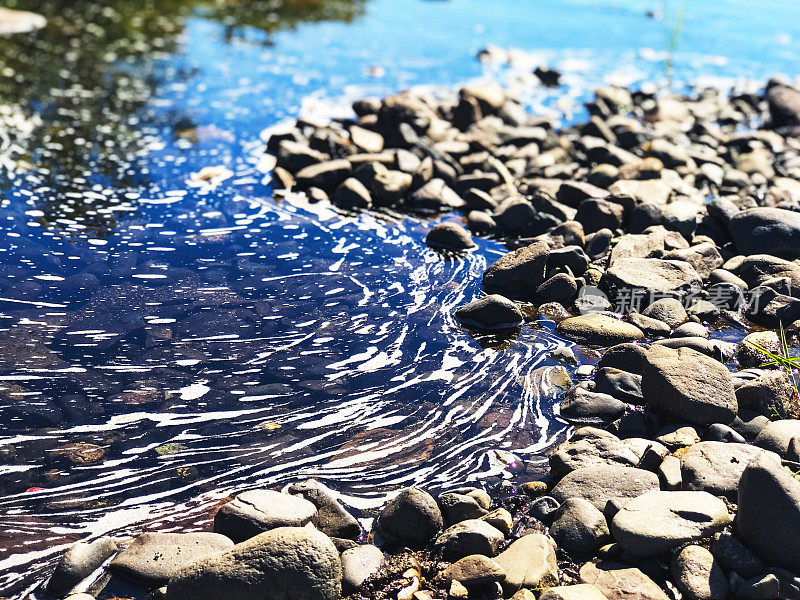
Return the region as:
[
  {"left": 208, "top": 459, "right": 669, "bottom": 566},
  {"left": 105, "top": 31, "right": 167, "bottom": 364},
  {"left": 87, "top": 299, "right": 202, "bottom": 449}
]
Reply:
[{"left": 0, "top": 0, "right": 799, "bottom": 594}]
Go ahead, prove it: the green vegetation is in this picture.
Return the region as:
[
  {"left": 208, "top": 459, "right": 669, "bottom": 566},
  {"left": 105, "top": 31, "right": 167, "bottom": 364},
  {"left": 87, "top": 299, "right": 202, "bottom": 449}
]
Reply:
[{"left": 745, "top": 322, "right": 800, "bottom": 402}]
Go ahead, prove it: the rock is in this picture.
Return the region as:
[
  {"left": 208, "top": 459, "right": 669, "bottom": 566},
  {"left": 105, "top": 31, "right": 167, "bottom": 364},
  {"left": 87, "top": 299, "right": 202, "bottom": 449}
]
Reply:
[
  {"left": 550, "top": 498, "right": 610, "bottom": 559},
  {"left": 626, "top": 312, "right": 671, "bottom": 337},
  {"left": 641, "top": 345, "right": 737, "bottom": 425},
  {"left": 341, "top": 544, "right": 384, "bottom": 594},
  {"left": 461, "top": 83, "right": 506, "bottom": 114},
  {"left": 111, "top": 532, "right": 234, "bottom": 586},
  {"left": 611, "top": 491, "right": 733, "bottom": 557},
  {"left": 767, "top": 82, "right": 800, "bottom": 128},
  {"left": 687, "top": 300, "right": 721, "bottom": 322},
  {"left": 735, "top": 370, "right": 799, "bottom": 419},
  {"left": 551, "top": 465, "right": 659, "bottom": 510},
  {"left": 438, "top": 490, "right": 490, "bottom": 525},
  {"left": 445, "top": 554, "right": 506, "bottom": 587},
  {"left": 536, "top": 273, "right": 578, "bottom": 306},
  {"left": 703, "top": 423, "right": 746, "bottom": 444},
  {"left": 734, "top": 573, "right": 780, "bottom": 600},
  {"left": 549, "top": 428, "right": 639, "bottom": 477},
  {"left": 425, "top": 222, "right": 476, "bottom": 252},
  {"left": 334, "top": 177, "right": 372, "bottom": 208},
  {"left": 711, "top": 532, "right": 765, "bottom": 580},
  {"left": 737, "top": 331, "right": 781, "bottom": 368},
  {"left": 739, "top": 451, "right": 800, "bottom": 571},
  {"left": 601, "top": 258, "right": 702, "bottom": 300},
  {"left": 407, "top": 178, "right": 465, "bottom": 212},
  {"left": 368, "top": 163, "right": 413, "bottom": 205},
  {"left": 556, "top": 314, "right": 645, "bottom": 346},
  {"left": 558, "top": 181, "right": 609, "bottom": 208},
  {"left": 596, "top": 343, "right": 649, "bottom": 374},
  {"left": 47, "top": 537, "right": 119, "bottom": 595},
  {"left": 578, "top": 561, "right": 669, "bottom": 600},
  {"left": 594, "top": 367, "right": 643, "bottom": 404},
  {"left": 548, "top": 245, "right": 591, "bottom": 278},
  {"left": 559, "top": 385, "right": 628, "bottom": 426},
  {"left": 658, "top": 455, "right": 682, "bottom": 490},
  {"left": 529, "top": 496, "right": 561, "bottom": 524},
  {"left": 729, "top": 412, "right": 771, "bottom": 442},
  {"left": 376, "top": 488, "right": 443, "bottom": 549},
  {"left": 540, "top": 585, "right": 609, "bottom": 600},
  {"left": 482, "top": 241, "right": 550, "bottom": 300},
  {"left": 454, "top": 294, "right": 524, "bottom": 331},
  {"left": 753, "top": 419, "right": 800, "bottom": 458},
  {"left": 641, "top": 298, "right": 688, "bottom": 329},
  {"left": 730, "top": 207, "right": 800, "bottom": 258},
  {"left": 295, "top": 159, "right": 352, "bottom": 191},
  {"left": 478, "top": 508, "right": 512, "bottom": 536},
  {"left": 494, "top": 533, "right": 558, "bottom": 592},
  {"left": 672, "top": 322, "right": 709, "bottom": 338},
  {"left": 732, "top": 254, "right": 800, "bottom": 296},
  {"left": 286, "top": 479, "right": 361, "bottom": 540},
  {"left": 166, "top": 527, "right": 341, "bottom": 600},
  {"left": 214, "top": 490, "right": 317, "bottom": 543},
  {"left": 680, "top": 442, "right": 778, "bottom": 501},
  {"left": 651, "top": 336, "right": 734, "bottom": 361},
  {"left": 434, "top": 519, "right": 505, "bottom": 561},
  {"left": 661, "top": 243, "right": 723, "bottom": 279},
  {"left": 655, "top": 424, "right": 700, "bottom": 449},
  {"left": 576, "top": 198, "right": 626, "bottom": 234},
  {"left": 670, "top": 545, "right": 729, "bottom": 600}
]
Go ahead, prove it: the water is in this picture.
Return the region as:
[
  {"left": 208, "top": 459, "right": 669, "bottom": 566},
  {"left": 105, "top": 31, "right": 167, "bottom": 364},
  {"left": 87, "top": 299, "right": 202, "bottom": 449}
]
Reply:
[{"left": 0, "top": 0, "right": 798, "bottom": 595}]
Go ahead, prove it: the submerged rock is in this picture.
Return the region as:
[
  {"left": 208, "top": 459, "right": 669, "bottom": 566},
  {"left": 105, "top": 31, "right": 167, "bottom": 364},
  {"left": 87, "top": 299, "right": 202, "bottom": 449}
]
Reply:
[
  {"left": 556, "top": 313, "right": 645, "bottom": 346},
  {"left": 454, "top": 294, "right": 524, "bottom": 331},
  {"left": 47, "top": 537, "right": 118, "bottom": 595},
  {"left": 425, "top": 222, "right": 476, "bottom": 251}
]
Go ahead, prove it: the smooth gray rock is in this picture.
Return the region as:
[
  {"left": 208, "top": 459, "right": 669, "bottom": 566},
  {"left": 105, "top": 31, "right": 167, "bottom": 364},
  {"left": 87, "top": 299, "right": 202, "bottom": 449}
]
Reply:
[
  {"left": 551, "top": 465, "right": 659, "bottom": 510},
  {"left": 642, "top": 297, "right": 688, "bottom": 329},
  {"left": 482, "top": 240, "right": 550, "bottom": 300},
  {"left": 445, "top": 554, "right": 506, "bottom": 587},
  {"left": 110, "top": 532, "right": 234, "bottom": 587},
  {"left": 736, "top": 370, "right": 799, "bottom": 420},
  {"left": 559, "top": 385, "right": 628, "bottom": 426},
  {"left": 286, "top": 479, "right": 361, "bottom": 540},
  {"left": 579, "top": 561, "right": 669, "bottom": 600},
  {"left": 341, "top": 544, "right": 384, "bottom": 594},
  {"left": 375, "top": 487, "right": 443, "bottom": 549},
  {"left": 602, "top": 257, "right": 702, "bottom": 298},
  {"left": 641, "top": 345, "right": 737, "bottom": 425},
  {"left": 47, "top": 537, "right": 118, "bottom": 595},
  {"left": 594, "top": 367, "right": 643, "bottom": 404},
  {"left": 166, "top": 527, "right": 341, "bottom": 600},
  {"left": 611, "top": 491, "right": 733, "bottom": 557},
  {"left": 738, "top": 452, "right": 800, "bottom": 571},
  {"left": 753, "top": 419, "right": 800, "bottom": 458},
  {"left": 670, "top": 545, "right": 729, "bottom": 600},
  {"left": 626, "top": 312, "right": 671, "bottom": 337},
  {"left": 434, "top": 519, "right": 505, "bottom": 561},
  {"left": 556, "top": 313, "right": 645, "bottom": 346},
  {"left": 438, "top": 489, "right": 490, "bottom": 525},
  {"left": 549, "top": 427, "right": 639, "bottom": 477},
  {"left": 549, "top": 498, "right": 610, "bottom": 559},
  {"left": 214, "top": 490, "right": 317, "bottom": 543},
  {"left": 454, "top": 294, "right": 524, "bottom": 331},
  {"left": 680, "top": 441, "right": 778, "bottom": 501},
  {"left": 494, "top": 534, "right": 558, "bottom": 592},
  {"left": 729, "top": 207, "right": 800, "bottom": 259}
]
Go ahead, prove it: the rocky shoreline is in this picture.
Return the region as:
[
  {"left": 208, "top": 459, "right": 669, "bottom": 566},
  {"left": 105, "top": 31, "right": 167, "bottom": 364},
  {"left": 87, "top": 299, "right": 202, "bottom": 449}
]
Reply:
[{"left": 44, "top": 78, "right": 800, "bottom": 600}]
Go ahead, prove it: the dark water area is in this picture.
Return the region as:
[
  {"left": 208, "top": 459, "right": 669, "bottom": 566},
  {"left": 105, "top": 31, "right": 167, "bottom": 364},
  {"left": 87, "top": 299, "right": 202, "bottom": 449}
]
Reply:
[{"left": 0, "top": 0, "right": 798, "bottom": 595}]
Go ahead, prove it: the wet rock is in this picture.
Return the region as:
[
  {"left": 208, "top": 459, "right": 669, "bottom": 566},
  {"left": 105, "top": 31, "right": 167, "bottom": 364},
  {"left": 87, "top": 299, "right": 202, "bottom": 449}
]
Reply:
[
  {"left": 551, "top": 465, "right": 659, "bottom": 510},
  {"left": 612, "top": 490, "right": 732, "bottom": 557},
  {"left": 111, "top": 532, "right": 234, "bottom": 587},
  {"left": 670, "top": 545, "right": 729, "bottom": 600},
  {"left": 641, "top": 298, "right": 688, "bottom": 329},
  {"left": 482, "top": 240, "right": 550, "bottom": 300},
  {"left": 494, "top": 533, "right": 558, "bottom": 592},
  {"left": 578, "top": 561, "right": 669, "bottom": 600},
  {"left": 375, "top": 488, "right": 443, "bottom": 549},
  {"left": 594, "top": 367, "right": 643, "bottom": 404},
  {"left": 341, "top": 544, "right": 384, "bottom": 594},
  {"left": 214, "top": 490, "right": 317, "bottom": 543},
  {"left": 559, "top": 385, "right": 627, "bottom": 426},
  {"left": 735, "top": 370, "right": 799, "bottom": 419},
  {"left": 438, "top": 489, "right": 490, "bottom": 525},
  {"left": 596, "top": 343, "right": 649, "bottom": 374},
  {"left": 548, "top": 245, "right": 590, "bottom": 278},
  {"left": 738, "top": 453, "right": 800, "bottom": 572},
  {"left": 454, "top": 294, "right": 524, "bottom": 331},
  {"left": 711, "top": 532, "right": 765, "bottom": 580},
  {"left": 626, "top": 312, "right": 671, "bottom": 337},
  {"left": 753, "top": 419, "right": 800, "bottom": 458},
  {"left": 539, "top": 585, "right": 608, "bottom": 600},
  {"left": 334, "top": 177, "right": 372, "bottom": 208},
  {"left": 536, "top": 273, "right": 578, "bottom": 305},
  {"left": 651, "top": 336, "right": 734, "bottom": 361},
  {"left": 425, "top": 222, "right": 476, "bottom": 251},
  {"left": 434, "top": 519, "right": 505, "bottom": 561},
  {"left": 286, "top": 479, "right": 361, "bottom": 540},
  {"left": 407, "top": 178, "right": 465, "bottom": 212},
  {"left": 445, "top": 554, "right": 506, "bottom": 587},
  {"left": 166, "top": 527, "right": 341, "bottom": 600},
  {"left": 468, "top": 210, "right": 497, "bottom": 234},
  {"left": 47, "top": 537, "right": 118, "bottom": 596},
  {"left": 529, "top": 495, "right": 561, "bottom": 525},
  {"left": 641, "top": 345, "right": 737, "bottom": 425},
  {"left": 550, "top": 498, "right": 610, "bottom": 559},
  {"left": 295, "top": 159, "right": 352, "bottom": 191},
  {"left": 549, "top": 427, "right": 639, "bottom": 477},
  {"left": 680, "top": 441, "right": 777, "bottom": 501},
  {"left": 556, "top": 314, "right": 645, "bottom": 346},
  {"left": 602, "top": 258, "right": 702, "bottom": 300}
]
